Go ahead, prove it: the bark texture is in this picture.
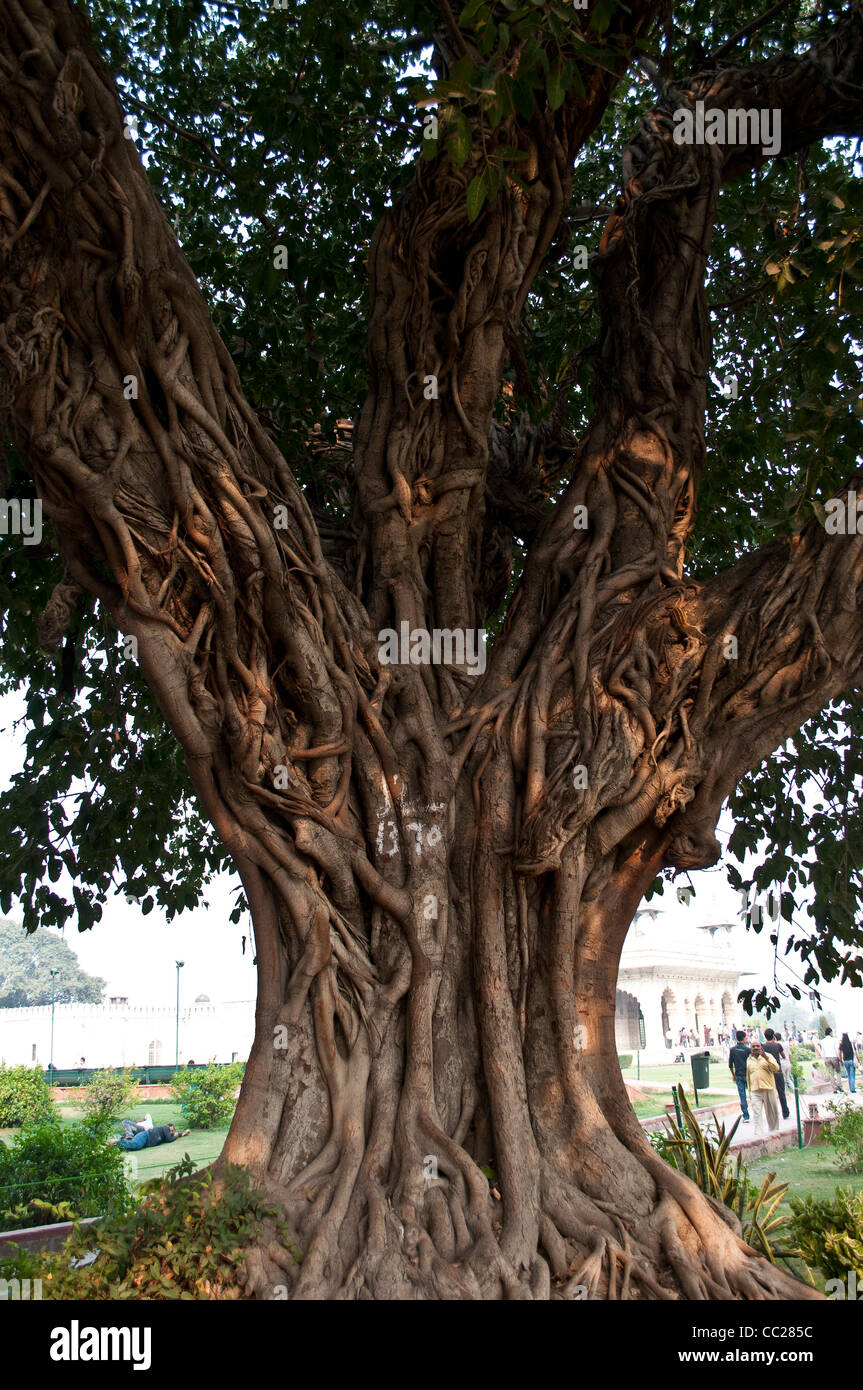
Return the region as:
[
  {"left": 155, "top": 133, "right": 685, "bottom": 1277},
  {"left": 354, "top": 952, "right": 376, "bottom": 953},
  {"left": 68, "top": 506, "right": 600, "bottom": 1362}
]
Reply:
[{"left": 2, "top": 0, "right": 863, "bottom": 1298}]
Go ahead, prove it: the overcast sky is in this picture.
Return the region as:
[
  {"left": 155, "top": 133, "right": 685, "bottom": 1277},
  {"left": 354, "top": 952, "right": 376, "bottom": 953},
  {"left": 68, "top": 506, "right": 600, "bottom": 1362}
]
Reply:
[{"left": 1, "top": 686, "right": 861, "bottom": 1030}]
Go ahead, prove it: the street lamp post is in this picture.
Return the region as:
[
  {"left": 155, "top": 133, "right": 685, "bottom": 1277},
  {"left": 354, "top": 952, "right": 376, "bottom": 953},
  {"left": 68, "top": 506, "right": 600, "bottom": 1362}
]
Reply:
[
  {"left": 175, "top": 961, "right": 184, "bottom": 1066},
  {"left": 49, "top": 968, "right": 58, "bottom": 1082}
]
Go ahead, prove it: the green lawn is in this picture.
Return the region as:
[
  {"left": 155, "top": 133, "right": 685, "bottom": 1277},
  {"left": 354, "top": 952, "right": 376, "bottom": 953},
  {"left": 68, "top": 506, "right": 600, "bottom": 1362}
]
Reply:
[
  {"left": 746, "top": 1143, "right": 863, "bottom": 1292},
  {"left": 1, "top": 1100, "right": 231, "bottom": 1189},
  {"left": 748, "top": 1142, "right": 863, "bottom": 1204},
  {"left": 632, "top": 1091, "right": 732, "bottom": 1121},
  {"left": 622, "top": 1062, "right": 735, "bottom": 1089},
  {"left": 78, "top": 1101, "right": 229, "bottom": 1185}
]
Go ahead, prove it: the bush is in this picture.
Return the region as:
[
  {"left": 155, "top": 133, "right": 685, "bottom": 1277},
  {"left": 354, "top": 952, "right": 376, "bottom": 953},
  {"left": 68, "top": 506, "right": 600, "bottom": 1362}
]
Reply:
[
  {"left": 789, "top": 1044, "right": 813, "bottom": 1088},
  {"left": 821, "top": 1100, "right": 863, "bottom": 1174},
  {"left": 650, "top": 1087, "right": 801, "bottom": 1266},
  {"left": 81, "top": 1067, "right": 137, "bottom": 1122},
  {"left": 0, "top": 1064, "right": 54, "bottom": 1127},
  {"left": 790, "top": 1189, "right": 863, "bottom": 1283},
  {"left": 171, "top": 1061, "right": 244, "bottom": 1129},
  {"left": 617, "top": 1054, "right": 633, "bottom": 1070},
  {"left": 6, "top": 1159, "right": 297, "bottom": 1299},
  {"left": 0, "top": 1114, "right": 134, "bottom": 1230}
]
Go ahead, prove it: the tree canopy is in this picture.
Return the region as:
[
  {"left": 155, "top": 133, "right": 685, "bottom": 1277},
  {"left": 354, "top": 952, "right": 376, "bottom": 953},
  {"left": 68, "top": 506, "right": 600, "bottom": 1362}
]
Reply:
[
  {"left": 2, "top": 0, "right": 862, "bottom": 1305},
  {"left": 0, "top": 916, "right": 105, "bottom": 1007},
  {"left": 2, "top": 0, "right": 861, "bottom": 1014}
]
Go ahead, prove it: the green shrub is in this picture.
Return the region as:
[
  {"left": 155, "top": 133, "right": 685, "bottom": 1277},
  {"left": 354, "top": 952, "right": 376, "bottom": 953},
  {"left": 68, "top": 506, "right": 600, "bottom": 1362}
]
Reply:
[
  {"left": 0, "top": 1114, "right": 134, "bottom": 1230},
  {"left": 81, "top": 1067, "right": 138, "bottom": 1122},
  {"left": 789, "top": 1044, "right": 813, "bottom": 1088},
  {"left": 821, "top": 1100, "right": 863, "bottom": 1174},
  {"left": 13, "top": 1159, "right": 297, "bottom": 1299},
  {"left": 0, "top": 1064, "right": 54, "bottom": 1127},
  {"left": 650, "top": 1087, "right": 802, "bottom": 1267},
  {"left": 171, "top": 1061, "right": 244, "bottom": 1129},
  {"left": 790, "top": 1189, "right": 863, "bottom": 1283},
  {"left": 617, "top": 1054, "right": 633, "bottom": 1070}
]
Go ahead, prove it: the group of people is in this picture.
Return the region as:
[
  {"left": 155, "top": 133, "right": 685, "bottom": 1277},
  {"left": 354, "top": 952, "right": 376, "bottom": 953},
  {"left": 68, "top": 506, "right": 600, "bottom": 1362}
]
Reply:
[
  {"left": 815, "top": 1028, "right": 860, "bottom": 1093},
  {"left": 728, "top": 1029, "right": 792, "bottom": 1135},
  {"left": 728, "top": 1026, "right": 860, "bottom": 1135},
  {"left": 670, "top": 1024, "right": 743, "bottom": 1056}
]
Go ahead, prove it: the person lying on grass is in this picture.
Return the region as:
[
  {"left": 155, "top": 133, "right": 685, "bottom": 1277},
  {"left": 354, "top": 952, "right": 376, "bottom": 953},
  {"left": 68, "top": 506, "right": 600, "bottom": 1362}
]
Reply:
[{"left": 108, "top": 1122, "right": 190, "bottom": 1151}]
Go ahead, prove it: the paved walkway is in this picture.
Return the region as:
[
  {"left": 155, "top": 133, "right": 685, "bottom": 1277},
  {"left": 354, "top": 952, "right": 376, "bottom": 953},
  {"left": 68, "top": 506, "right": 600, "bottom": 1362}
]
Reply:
[{"left": 727, "top": 1082, "right": 863, "bottom": 1151}]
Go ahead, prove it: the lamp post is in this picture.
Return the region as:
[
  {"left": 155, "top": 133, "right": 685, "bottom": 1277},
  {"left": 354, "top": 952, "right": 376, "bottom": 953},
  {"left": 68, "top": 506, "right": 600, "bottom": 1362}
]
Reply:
[
  {"left": 49, "top": 968, "right": 58, "bottom": 1082},
  {"left": 175, "top": 961, "right": 184, "bottom": 1066}
]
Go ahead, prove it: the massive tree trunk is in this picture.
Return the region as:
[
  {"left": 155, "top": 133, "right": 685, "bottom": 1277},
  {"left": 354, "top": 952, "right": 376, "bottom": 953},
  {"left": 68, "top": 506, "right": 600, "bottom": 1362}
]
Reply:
[{"left": 2, "top": 0, "right": 863, "bottom": 1298}]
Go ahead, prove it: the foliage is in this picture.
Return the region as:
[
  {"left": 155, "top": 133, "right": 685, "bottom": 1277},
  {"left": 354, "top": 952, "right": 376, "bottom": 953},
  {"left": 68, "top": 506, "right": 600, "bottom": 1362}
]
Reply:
[
  {"left": 171, "top": 1061, "right": 244, "bottom": 1130},
  {"left": 0, "top": 918, "right": 104, "bottom": 1008},
  {"left": 81, "top": 1067, "right": 138, "bottom": 1122},
  {"left": 0, "top": 1114, "right": 134, "bottom": 1230},
  {"left": 617, "top": 1054, "right": 632, "bottom": 1069},
  {"left": 0, "top": 0, "right": 434, "bottom": 943},
  {"left": 651, "top": 1088, "right": 802, "bottom": 1267},
  {"left": 790, "top": 1188, "right": 863, "bottom": 1283},
  {"left": 0, "top": 1064, "right": 54, "bottom": 1127},
  {"left": 790, "top": 1043, "right": 814, "bottom": 1088},
  {"left": 0, "top": 0, "right": 859, "bottom": 1021},
  {"left": 15, "top": 1159, "right": 298, "bottom": 1300},
  {"left": 820, "top": 1100, "right": 863, "bottom": 1175},
  {"left": 414, "top": 0, "right": 638, "bottom": 219}
]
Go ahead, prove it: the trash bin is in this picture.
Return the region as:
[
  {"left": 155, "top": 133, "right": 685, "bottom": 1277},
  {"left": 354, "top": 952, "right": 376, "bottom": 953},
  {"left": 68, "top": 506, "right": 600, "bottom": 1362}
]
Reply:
[{"left": 690, "top": 1051, "right": 710, "bottom": 1090}]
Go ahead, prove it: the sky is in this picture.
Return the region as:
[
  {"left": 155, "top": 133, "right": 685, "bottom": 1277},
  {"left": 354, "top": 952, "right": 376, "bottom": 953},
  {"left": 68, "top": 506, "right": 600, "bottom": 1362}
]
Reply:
[
  {"left": 1, "top": 685, "right": 862, "bottom": 1031},
  {"left": 0, "top": 689, "right": 256, "bottom": 1010}
]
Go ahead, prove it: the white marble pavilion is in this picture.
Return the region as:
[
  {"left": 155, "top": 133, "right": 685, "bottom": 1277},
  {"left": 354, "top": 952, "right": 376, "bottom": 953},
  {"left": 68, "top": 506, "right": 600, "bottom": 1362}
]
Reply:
[{"left": 614, "top": 904, "right": 742, "bottom": 1060}]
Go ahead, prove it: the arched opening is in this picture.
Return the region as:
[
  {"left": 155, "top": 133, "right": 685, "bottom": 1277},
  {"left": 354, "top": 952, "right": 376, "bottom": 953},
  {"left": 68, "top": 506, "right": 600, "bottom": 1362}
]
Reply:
[{"left": 614, "top": 989, "right": 641, "bottom": 1052}]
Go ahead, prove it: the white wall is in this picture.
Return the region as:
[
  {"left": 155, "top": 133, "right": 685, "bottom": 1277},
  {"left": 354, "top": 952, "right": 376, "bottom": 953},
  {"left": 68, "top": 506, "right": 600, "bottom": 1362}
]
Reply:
[{"left": 0, "top": 999, "right": 255, "bottom": 1069}]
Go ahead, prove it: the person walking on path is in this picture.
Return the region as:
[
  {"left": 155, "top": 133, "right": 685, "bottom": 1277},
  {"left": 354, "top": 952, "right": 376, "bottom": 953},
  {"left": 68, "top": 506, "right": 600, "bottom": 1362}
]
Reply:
[
  {"left": 747, "top": 1041, "right": 781, "bottom": 1136},
  {"left": 728, "top": 1030, "right": 751, "bottom": 1122},
  {"left": 763, "top": 1030, "right": 791, "bottom": 1120},
  {"left": 817, "top": 1029, "right": 843, "bottom": 1091},
  {"left": 839, "top": 1032, "right": 859, "bottom": 1094}
]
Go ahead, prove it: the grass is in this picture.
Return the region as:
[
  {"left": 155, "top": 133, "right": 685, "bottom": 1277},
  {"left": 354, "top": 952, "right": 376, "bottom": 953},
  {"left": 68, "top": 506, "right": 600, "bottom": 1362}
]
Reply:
[
  {"left": 748, "top": 1142, "right": 863, "bottom": 1204},
  {"left": 632, "top": 1091, "right": 731, "bottom": 1120},
  {"left": 746, "top": 1143, "right": 863, "bottom": 1292},
  {"left": 622, "top": 1062, "right": 735, "bottom": 1089},
  {"left": 0, "top": 1099, "right": 231, "bottom": 1190},
  {"left": 104, "top": 1102, "right": 229, "bottom": 1185}
]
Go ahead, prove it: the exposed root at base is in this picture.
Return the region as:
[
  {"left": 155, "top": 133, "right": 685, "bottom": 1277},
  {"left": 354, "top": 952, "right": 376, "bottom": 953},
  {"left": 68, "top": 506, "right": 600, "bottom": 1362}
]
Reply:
[{"left": 234, "top": 1160, "right": 821, "bottom": 1302}]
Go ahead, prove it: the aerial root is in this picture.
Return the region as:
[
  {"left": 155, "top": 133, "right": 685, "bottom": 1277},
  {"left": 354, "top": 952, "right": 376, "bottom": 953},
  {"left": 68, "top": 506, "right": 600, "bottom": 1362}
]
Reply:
[{"left": 236, "top": 1130, "right": 824, "bottom": 1301}]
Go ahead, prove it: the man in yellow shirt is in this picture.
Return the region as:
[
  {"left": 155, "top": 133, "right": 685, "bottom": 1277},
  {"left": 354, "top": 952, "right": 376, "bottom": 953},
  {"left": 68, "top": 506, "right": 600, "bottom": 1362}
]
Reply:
[{"left": 746, "top": 1041, "right": 781, "bottom": 1135}]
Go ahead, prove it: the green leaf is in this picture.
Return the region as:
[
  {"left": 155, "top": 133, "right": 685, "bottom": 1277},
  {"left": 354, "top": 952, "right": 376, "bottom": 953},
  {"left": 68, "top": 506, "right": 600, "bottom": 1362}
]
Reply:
[
  {"left": 447, "top": 114, "right": 472, "bottom": 169},
  {"left": 546, "top": 61, "right": 566, "bottom": 112},
  {"left": 466, "top": 173, "right": 486, "bottom": 223},
  {"left": 459, "top": 0, "right": 488, "bottom": 25}
]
